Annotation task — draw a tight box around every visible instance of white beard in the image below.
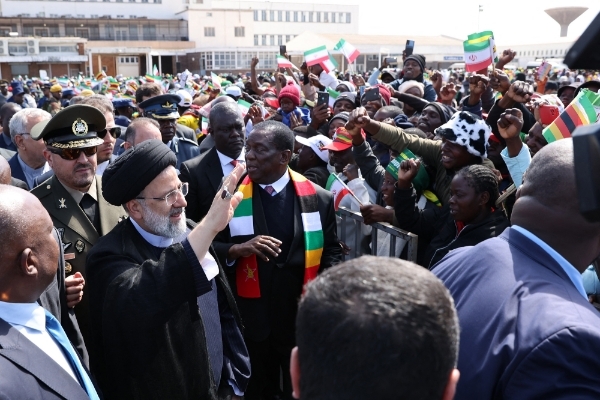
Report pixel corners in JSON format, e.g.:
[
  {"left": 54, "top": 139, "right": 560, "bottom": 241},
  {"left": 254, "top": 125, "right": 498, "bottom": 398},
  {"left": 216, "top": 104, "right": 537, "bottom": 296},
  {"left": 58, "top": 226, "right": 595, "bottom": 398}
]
[{"left": 140, "top": 202, "right": 187, "bottom": 238}]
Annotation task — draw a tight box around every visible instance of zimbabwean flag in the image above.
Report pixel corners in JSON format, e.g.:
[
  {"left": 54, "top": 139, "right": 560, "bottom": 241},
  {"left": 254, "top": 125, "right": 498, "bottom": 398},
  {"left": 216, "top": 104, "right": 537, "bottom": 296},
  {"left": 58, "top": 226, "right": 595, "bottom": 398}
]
[{"left": 543, "top": 89, "right": 600, "bottom": 143}]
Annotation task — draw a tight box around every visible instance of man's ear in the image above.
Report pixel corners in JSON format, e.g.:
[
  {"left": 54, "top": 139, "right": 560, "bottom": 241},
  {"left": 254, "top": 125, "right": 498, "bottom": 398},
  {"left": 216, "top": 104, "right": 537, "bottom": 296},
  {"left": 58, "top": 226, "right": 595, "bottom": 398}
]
[
  {"left": 442, "top": 369, "right": 460, "bottom": 400},
  {"left": 14, "top": 134, "right": 25, "bottom": 150},
  {"left": 290, "top": 347, "right": 301, "bottom": 399},
  {"left": 19, "top": 248, "right": 37, "bottom": 277},
  {"left": 479, "top": 191, "right": 490, "bottom": 207},
  {"left": 43, "top": 149, "right": 53, "bottom": 168},
  {"left": 281, "top": 149, "right": 292, "bottom": 165},
  {"left": 126, "top": 199, "right": 143, "bottom": 220}
]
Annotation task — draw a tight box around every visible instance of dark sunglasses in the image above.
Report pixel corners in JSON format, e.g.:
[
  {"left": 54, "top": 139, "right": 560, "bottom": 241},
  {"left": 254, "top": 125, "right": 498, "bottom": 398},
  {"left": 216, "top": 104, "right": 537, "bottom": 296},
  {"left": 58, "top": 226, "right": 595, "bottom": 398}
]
[
  {"left": 48, "top": 146, "right": 97, "bottom": 160},
  {"left": 98, "top": 126, "right": 121, "bottom": 139}
]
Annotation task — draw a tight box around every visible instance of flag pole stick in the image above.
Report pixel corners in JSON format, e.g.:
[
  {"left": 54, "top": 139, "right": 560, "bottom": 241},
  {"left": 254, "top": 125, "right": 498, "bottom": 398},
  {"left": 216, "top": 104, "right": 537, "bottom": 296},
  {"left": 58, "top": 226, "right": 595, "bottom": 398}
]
[{"left": 334, "top": 173, "right": 364, "bottom": 206}]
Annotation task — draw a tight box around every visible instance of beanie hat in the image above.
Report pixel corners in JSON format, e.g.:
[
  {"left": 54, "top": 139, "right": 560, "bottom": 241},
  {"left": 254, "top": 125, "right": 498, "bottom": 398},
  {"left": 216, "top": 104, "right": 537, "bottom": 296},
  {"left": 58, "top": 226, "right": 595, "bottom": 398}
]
[
  {"left": 332, "top": 92, "right": 356, "bottom": 110},
  {"left": 375, "top": 84, "right": 391, "bottom": 106},
  {"left": 404, "top": 54, "right": 426, "bottom": 72},
  {"left": 434, "top": 111, "right": 491, "bottom": 158},
  {"left": 278, "top": 81, "right": 300, "bottom": 107},
  {"left": 397, "top": 80, "right": 425, "bottom": 97},
  {"left": 393, "top": 114, "right": 414, "bottom": 130},
  {"left": 425, "top": 102, "right": 456, "bottom": 124},
  {"left": 386, "top": 149, "right": 430, "bottom": 193},
  {"left": 330, "top": 111, "right": 350, "bottom": 125},
  {"left": 337, "top": 80, "right": 356, "bottom": 93}
]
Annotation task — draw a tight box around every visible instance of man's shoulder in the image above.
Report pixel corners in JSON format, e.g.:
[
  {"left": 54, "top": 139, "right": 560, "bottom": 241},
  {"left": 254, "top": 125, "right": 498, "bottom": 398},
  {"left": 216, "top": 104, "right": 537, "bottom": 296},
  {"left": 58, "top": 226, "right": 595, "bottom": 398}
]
[
  {"left": 173, "top": 136, "right": 199, "bottom": 148},
  {"left": 30, "top": 175, "right": 56, "bottom": 200},
  {"left": 181, "top": 145, "right": 214, "bottom": 169}
]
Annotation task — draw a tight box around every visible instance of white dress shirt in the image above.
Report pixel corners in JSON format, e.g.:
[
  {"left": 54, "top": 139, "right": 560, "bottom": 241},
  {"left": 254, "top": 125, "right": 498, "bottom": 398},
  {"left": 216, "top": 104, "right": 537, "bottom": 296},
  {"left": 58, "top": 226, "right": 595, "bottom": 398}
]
[
  {"left": 259, "top": 170, "right": 290, "bottom": 195},
  {"left": 0, "top": 301, "right": 78, "bottom": 382},
  {"left": 216, "top": 149, "right": 245, "bottom": 178},
  {"left": 130, "top": 218, "right": 219, "bottom": 281}
]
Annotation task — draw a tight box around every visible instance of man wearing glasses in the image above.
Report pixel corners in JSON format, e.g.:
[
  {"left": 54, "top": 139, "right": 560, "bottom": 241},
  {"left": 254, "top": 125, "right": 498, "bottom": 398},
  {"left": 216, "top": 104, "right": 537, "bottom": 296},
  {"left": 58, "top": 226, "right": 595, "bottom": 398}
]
[
  {"left": 7, "top": 108, "right": 52, "bottom": 189},
  {"left": 30, "top": 104, "right": 127, "bottom": 360},
  {"left": 86, "top": 139, "right": 250, "bottom": 400}
]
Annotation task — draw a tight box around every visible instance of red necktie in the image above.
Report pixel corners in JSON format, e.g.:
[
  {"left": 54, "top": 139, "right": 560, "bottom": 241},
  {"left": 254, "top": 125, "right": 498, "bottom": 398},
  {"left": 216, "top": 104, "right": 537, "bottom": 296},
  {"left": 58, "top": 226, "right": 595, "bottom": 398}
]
[{"left": 264, "top": 185, "right": 275, "bottom": 196}]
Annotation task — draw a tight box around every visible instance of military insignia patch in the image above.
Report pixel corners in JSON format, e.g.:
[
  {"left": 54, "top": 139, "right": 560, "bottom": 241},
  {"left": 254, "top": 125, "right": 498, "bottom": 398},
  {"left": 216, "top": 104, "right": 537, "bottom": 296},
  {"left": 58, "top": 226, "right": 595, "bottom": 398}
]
[
  {"left": 65, "top": 262, "right": 72, "bottom": 274},
  {"left": 72, "top": 118, "right": 88, "bottom": 136},
  {"left": 75, "top": 239, "right": 85, "bottom": 253},
  {"left": 59, "top": 198, "right": 67, "bottom": 208}
]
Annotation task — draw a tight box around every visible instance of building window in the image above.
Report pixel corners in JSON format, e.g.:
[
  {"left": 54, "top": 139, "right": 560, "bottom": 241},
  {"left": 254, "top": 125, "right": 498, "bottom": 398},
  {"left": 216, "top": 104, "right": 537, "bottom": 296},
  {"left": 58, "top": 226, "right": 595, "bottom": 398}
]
[
  {"left": 153, "top": 0, "right": 161, "bottom": 3},
  {"left": 285, "top": 35, "right": 290, "bottom": 43},
  {"left": 213, "top": 51, "right": 236, "bottom": 69},
  {"left": 257, "top": 51, "right": 276, "bottom": 69},
  {"left": 206, "top": 12, "right": 212, "bottom": 16},
  {"left": 278, "top": 10, "right": 282, "bottom": 21},
  {"left": 277, "top": 35, "right": 282, "bottom": 45},
  {"left": 286, "top": 11, "right": 290, "bottom": 22},
  {"left": 254, "top": 10, "right": 258, "bottom": 21},
  {"left": 346, "top": 13, "right": 351, "bottom": 23},
  {"left": 294, "top": 11, "right": 298, "bottom": 22},
  {"left": 316, "top": 12, "right": 320, "bottom": 22},
  {"left": 262, "top": 35, "right": 266, "bottom": 45},
  {"left": 269, "top": 35, "right": 274, "bottom": 45},
  {"left": 339, "top": 12, "right": 344, "bottom": 23},
  {"left": 254, "top": 34, "right": 258, "bottom": 45},
  {"left": 332, "top": 12, "right": 336, "bottom": 23},
  {"left": 234, "top": 26, "right": 245, "bottom": 37},
  {"left": 261, "top": 10, "right": 266, "bottom": 21},
  {"left": 324, "top": 12, "right": 329, "bottom": 22},
  {"left": 309, "top": 12, "right": 313, "bottom": 22},
  {"left": 302, "top": 12, "right": 306, "bottom": 22},
  {"left": 204, "top": 27, "right": 215, "bottom": 37},
  {"left": 270, "top": 10, "right": 274, "bottom": 21}
]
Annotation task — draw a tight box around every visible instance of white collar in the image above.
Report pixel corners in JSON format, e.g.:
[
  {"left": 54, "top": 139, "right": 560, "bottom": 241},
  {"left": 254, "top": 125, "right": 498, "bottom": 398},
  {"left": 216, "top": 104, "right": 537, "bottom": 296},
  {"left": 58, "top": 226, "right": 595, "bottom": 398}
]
[
  {"left": 216, "top": 148, "right": 245, "bottom": 166},
  {"left": 0, "top": 301, "right": 46, "bottom": 332},
  {"left": 130, "top": 218, "right": 174, "bottom": 248},
  {"left": 259, "top": 170, "right": 290, "bottom": 194}
]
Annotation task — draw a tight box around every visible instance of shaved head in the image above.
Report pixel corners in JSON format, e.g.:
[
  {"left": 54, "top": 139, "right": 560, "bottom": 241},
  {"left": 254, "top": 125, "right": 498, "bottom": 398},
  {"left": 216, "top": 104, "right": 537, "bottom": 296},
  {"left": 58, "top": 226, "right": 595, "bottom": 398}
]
[
  {"left": 520, "top": 138, "right": 578, "bottom": 212},
  {"left": 0, "top": 156, "right": 11, "bottom": 185},
  {"left": 0, "top": 185, "right": 59, "bottom": 302}
]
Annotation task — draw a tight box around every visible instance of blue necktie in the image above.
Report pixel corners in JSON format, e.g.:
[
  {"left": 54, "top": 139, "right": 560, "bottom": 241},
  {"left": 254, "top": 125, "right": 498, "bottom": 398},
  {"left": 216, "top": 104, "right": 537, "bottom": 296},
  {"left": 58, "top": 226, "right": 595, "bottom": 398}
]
[{"left": 44, "top": 310, "right": 100, "bottom": 400}]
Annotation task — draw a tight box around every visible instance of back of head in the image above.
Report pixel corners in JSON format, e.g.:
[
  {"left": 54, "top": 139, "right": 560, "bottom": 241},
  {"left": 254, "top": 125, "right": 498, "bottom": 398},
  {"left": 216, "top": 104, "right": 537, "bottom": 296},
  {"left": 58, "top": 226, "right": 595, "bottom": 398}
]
[
  {"left": 79, "top": 94, "right": 114, "bottom": 114},
  {"left": 124, "top": 117, "right": 160, "bottom": 145},
  {"left": 209, "top": 101, "right": 240, "bottom": 126},
  {"left": 135, "top": 82, "right": 163, "bottom": 104},
  {"left": 296, "top": 256, "right": 459, "bottom": 400}
]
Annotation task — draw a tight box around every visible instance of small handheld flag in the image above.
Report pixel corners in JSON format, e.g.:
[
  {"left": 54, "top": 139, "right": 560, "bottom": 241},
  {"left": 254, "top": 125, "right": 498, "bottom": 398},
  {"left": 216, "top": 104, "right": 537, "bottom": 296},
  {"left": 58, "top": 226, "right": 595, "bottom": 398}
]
[{"left": 334, "top": 38, "right": 360, "bottom": 63}]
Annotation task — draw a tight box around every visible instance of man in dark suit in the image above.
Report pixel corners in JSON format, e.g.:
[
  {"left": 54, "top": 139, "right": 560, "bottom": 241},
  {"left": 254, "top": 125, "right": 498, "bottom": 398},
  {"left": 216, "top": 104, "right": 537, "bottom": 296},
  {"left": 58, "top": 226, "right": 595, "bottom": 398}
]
[
  {"left": 180, "top": 102, "right": 245, "bottom": 223},
  {"left": 30, "top": 104, "right": 127, "bottom": 362},
  {"left": 87, "top": 140, "right": 250, "bottom": 400},
  {"left": 7, "top": 108, "right": 52, "bottom": 189},
  {"left": 0, "top": 185, "right": 100, "bottom": 400},
  {"left": 433, "top": 138, "right": 600, "bottom": 399},
  {"left": 0, "top": 103, "right": 21, "bottom": 151},
  {"left": 214, "top": 120, "right": 342, "bottom": 400},
  {"left": 0, "top": 155, "right": 27, "bottom": 189}
]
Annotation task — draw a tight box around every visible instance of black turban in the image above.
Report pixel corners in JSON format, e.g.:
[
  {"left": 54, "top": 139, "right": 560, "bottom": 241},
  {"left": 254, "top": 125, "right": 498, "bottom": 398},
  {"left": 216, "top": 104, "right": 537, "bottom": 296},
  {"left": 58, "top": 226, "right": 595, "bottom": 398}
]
[{"left": 102, "top": 139, "right": 177, "bottom": 206}]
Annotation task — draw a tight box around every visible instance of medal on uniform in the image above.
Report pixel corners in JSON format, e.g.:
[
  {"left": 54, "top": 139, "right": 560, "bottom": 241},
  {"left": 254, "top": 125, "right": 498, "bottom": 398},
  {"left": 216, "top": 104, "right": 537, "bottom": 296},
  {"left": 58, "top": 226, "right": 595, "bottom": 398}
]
[
  {"left": 75, "top": 239, "right": 85, "bottom": 253},
  {"left": 59, "top": 198, "right": 67, "bottom": 208}
]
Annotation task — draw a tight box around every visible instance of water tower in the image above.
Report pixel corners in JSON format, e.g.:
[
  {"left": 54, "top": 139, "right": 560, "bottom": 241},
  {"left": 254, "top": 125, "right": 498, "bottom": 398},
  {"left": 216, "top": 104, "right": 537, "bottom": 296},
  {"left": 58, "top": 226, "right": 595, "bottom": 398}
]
[{"left": 545, "top": 7, "right": 588, "bottom": 37}]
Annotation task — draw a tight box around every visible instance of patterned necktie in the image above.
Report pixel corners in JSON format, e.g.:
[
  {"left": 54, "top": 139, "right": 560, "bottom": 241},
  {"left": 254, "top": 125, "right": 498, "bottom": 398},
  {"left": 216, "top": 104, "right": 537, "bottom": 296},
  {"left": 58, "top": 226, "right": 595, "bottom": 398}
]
[
  {"left": 230, "top": 160, "right": 238, "bottom": 167},
  {"left": 264, "top": 185, "right": 276, "bottom": 196},
  {"left": 44, "top": 310, "right": 100, "bottom": 400}
]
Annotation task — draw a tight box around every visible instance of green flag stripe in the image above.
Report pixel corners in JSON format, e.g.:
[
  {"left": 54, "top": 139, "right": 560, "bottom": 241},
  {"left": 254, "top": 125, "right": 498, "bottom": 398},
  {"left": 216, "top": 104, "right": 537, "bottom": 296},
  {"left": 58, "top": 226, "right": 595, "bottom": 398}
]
[
  {"left": 464, "top": 40, "right": 491, "bottom": 52},
  {"left": 233, "top": 198, "right": 253, "bottom": 217},
  {"left": 304, "top": 45, "right": 327, "bottom": 56},
  {"left": 305, "top": 230, "right": 325, "bottom": 250}
]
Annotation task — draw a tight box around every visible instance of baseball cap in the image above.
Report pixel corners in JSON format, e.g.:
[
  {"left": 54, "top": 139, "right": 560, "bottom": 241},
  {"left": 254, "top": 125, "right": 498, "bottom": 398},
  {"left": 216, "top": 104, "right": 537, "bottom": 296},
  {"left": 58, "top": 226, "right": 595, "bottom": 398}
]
[
  {"left": 296, "top": 134, "right": 332, "bottom": 163},
  {"left": 225, "top": 85, "right": 242, "bottom": 98},
  {"left": 176, "top": 90, "right": 193, "bottom": 107},
  {"left": 323, "top": 127, "right": 363, "bottom": 152}
]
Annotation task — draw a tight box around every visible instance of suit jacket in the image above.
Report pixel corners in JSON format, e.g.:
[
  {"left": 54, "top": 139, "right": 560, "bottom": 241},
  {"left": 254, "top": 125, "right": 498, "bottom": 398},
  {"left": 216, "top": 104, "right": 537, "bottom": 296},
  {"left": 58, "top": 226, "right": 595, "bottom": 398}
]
[
  {"left": 0, "top": 319, "right": 92, "bottom": 400},
  {"left": 31, "top": 175, "right": 127, "bottom": 364},
  {"left": 37, "top": 228, "right": 89, "bottom": 368},
  {"left": 433, "top": 227, "right": 600, "bottom": 400},
  {"left": 213, "top": 179, "right": 341, "bottom": 344},
  {"left": 177, "top": 123, "right": 197, "bottom": 143},
  {"left": 86, "top": 218, "right": 249, "bottom": 400},
  {"left": 179, "top": 147, "right": 223, "bottom": 223},
  {"left": 7, "top": 153, "right": 27, "bottom": 184}
]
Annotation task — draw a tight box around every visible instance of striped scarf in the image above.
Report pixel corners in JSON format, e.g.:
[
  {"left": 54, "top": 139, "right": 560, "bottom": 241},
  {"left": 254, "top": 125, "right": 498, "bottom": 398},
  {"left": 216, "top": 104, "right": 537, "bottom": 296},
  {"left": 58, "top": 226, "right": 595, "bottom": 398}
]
[{"left": 229, "top": 169, "right": 324, "bottom": 298}]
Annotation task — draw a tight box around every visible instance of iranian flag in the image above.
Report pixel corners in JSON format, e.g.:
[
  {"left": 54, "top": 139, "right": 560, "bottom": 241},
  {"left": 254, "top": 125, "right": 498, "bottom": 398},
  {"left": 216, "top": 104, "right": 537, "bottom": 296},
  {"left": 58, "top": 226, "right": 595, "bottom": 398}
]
[
  {"left": 277, "top": 55, "right": 293, "bottom": 68},
  {"left": 334, "top": 38, "right": 360, "bottom": 63},
  {"left": 153, "top": 64, "right": 159, "bottom": 76},
  {"left": 211, "top": 72, "right": 221, "bottom": 90},
  {"left": 304, "top": 45, "right": 330, "bottom": 67},
  {"left": 326, "top": 87, "right": 340, "bottom": 108},
  {"left": 319, "top": 52, "right": 339, "bottom": 74},
  {"left": 237, "top": 99, "right": 252, "bottom": 117},
  {"left": 463, "top": 38, "right": 493, "bottom": 72},
  {"left": 325, "top": 173, "right": 351, "bottom": 211}
]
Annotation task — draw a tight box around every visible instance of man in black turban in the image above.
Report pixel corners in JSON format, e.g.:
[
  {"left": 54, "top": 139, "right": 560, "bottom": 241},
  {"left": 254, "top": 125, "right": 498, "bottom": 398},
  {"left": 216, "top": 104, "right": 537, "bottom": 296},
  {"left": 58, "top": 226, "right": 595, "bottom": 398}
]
[{"left": 86, "top": 139, "right": 251, "bottom": 400}]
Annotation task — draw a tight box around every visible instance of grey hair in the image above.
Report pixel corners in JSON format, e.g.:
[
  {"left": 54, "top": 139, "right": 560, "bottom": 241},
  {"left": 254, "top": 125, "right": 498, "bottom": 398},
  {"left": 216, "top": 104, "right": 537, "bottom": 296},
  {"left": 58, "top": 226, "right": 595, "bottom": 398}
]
[{"left": 9, "top": 108, "right": 51, "bottom": 145}]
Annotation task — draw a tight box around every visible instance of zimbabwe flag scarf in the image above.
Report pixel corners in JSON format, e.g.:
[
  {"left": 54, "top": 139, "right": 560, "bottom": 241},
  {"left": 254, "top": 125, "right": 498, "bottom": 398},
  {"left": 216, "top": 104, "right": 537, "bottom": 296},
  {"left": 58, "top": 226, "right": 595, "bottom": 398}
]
[{"left": 228, "top": 169, "right": 324, "bottom": 298}]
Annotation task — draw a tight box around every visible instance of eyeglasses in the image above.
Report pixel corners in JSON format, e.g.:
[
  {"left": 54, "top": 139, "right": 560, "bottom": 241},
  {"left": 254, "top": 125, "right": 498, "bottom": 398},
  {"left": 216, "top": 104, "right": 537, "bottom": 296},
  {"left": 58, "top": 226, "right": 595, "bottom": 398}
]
[
  {"left": 98, "top": 126, "right": 121, "bottom": 139},
  {"left": 136, "top": 182, "right": 189, "bottom": 207},
  {"left": 47, "top": 146, "right": 97, "bottom": 160}
]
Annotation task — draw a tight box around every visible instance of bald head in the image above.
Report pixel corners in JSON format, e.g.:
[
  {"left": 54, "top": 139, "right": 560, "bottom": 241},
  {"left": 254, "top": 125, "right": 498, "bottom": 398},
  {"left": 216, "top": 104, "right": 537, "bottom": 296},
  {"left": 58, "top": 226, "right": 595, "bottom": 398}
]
[
  {"left": 209, "top": 101, "right": 241, "bottom": 126},
  {"left": 0, "top": 185, "right": 59, "bottom": 302},
  {"left": 0, "top": 156, "right": 11, "bottom": 185},
  {"left": 519, "top": 138, "right": 578, "bottom": 212}
]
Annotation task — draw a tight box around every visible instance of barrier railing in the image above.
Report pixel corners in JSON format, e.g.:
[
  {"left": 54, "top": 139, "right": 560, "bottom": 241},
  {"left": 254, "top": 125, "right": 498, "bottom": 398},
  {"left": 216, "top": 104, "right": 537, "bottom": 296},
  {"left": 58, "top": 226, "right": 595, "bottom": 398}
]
[{"left": 338, "top": 206, "right": 418, "bottom": 262}]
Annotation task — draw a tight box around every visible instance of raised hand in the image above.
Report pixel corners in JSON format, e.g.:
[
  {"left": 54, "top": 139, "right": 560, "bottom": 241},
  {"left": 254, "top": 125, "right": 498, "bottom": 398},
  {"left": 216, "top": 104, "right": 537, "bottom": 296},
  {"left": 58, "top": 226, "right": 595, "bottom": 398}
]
[
  {"left": 438, "top": 82, "right": 457, "bottom": 104},
  {"left": 430, "top": 70, "right": 443, "bottom": 93},
  {"left": 348, "top": 107, "right": 371, "bottom": 130},
  {"left": 468, "top": 74, "right": 490, "bottom": 97},
  {"left": 505, "top": 81, "right": 534, "bottom": 104},
  {"left": 396, "top": 159, "right": 422, "bottom": 189},
  {"left": 497, "top": 109, "right": 524, "bottom": 140},
  {"left": 496, "top": 49, "right": 516, "bottom": 68},
  {"left": 489, "top": 69, "right": 511, "bottom": 95}
]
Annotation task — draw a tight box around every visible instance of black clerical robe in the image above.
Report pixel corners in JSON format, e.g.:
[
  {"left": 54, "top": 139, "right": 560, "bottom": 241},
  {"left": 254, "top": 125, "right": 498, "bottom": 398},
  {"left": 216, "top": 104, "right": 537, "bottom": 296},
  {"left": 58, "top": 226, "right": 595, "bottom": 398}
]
[{"left": 86, "top": 218, "right": 249, "bottom": 400}]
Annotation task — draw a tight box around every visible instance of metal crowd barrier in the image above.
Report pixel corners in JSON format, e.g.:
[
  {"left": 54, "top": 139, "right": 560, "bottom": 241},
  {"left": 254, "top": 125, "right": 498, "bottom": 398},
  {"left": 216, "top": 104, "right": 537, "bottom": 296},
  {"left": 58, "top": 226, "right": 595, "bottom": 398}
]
[{"left": 338, "top": 206, "right": 419, "bottom": 262}]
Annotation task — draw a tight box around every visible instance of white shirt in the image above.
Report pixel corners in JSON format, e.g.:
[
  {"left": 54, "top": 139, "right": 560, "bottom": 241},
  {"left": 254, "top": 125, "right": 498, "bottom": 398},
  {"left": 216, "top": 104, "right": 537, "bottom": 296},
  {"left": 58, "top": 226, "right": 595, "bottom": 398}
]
[
  {"left": 130, "top": 218, "right": 219, "bottom": 281},
  {"left": 95, "top": 160, "right": 110, "bottom": 176},
  {"left": 0, "top": 301, "right": 78, "bottom": 382},
  {"left": 259, "top": 170, "right": 290, "bottom": 195},
  {"left": 319, "top": 70, "right": 339, "bottom": 90},
  {"left": 216, "top": 149, "right": 245, "bottom": 178}
]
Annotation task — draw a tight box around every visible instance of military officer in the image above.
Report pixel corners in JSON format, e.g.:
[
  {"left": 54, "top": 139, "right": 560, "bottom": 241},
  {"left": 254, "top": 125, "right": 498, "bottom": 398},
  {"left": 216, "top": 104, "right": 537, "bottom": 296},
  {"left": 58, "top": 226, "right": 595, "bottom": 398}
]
[
  {"left": 138, "top": 93, "right": 200, "bottom": 168},
  {"left": 30, "top": 104, "right": 127, "bottom": 361}
]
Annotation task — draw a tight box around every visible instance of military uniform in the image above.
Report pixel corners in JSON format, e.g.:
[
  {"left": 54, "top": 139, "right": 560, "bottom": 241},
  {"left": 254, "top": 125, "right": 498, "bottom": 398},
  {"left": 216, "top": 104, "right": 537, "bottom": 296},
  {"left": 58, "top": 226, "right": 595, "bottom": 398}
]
[{"left": 30, "top": 104, "right": 127, "bottom": 363}]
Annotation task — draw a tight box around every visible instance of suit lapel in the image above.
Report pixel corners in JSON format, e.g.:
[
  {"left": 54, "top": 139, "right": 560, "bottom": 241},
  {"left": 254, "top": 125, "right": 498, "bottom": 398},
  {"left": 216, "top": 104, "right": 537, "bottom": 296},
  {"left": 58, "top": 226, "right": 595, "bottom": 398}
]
[
  {"left": 96, "top": 177, "right": 126, "bottom": 236},
  {"left": 8, "top": 156, "right": 26, "bottom": 183},
  {"left": 286, "top": 196, "right": 303, "bottom": 264},
  {"left": 206, "top": 148, "right": 225, "bottom": 192},
  {"left": 0, "top": 319, "right": 89, "bottom": 399},
  {"left": 49, "top": 176, "right": 99, "bottom": 244}
]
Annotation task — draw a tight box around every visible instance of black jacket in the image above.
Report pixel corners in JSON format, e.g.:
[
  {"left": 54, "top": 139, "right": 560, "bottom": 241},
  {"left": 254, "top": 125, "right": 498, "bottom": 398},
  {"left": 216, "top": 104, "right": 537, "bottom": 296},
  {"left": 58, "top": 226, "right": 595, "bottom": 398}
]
[{"left": 395, "top": 186, "right": 510, "bottom": 268}]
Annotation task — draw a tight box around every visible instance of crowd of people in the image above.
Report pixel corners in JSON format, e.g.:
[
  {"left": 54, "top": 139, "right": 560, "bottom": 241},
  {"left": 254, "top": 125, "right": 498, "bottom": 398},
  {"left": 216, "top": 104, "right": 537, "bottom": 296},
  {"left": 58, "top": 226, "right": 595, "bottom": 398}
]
[{"left": 0, "top": 44, "right": 600, "bottom": 400}]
